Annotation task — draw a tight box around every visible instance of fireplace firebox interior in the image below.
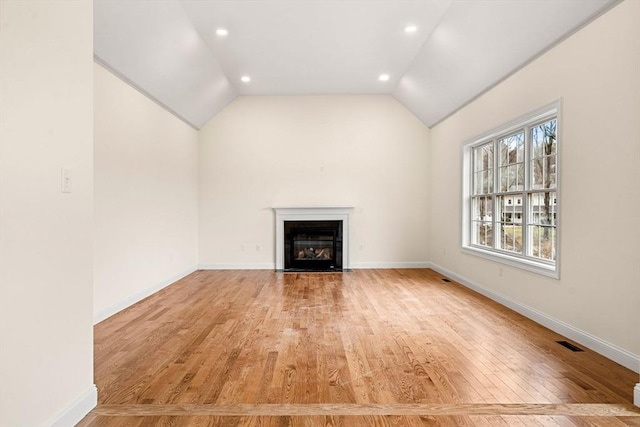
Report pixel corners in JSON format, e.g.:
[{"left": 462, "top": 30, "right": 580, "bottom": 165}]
[{"left": 284, "top": 220, "right": 343, "bottom": 271}]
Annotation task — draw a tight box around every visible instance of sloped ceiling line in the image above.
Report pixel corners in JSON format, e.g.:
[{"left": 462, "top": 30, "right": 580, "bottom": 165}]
[
  {"left": 94, "top": 54, "right": 204, "bottom": 130},
  {"left": 94, "top": 0, "right": 618, "bottom": 130}
]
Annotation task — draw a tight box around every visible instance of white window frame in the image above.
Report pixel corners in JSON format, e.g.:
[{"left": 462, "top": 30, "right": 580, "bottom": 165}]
[{"left": 461, "top": 100, "right": 561, "bottom": 279}]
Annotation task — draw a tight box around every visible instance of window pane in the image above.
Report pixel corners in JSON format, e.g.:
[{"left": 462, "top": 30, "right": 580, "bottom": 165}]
[
  {"left": 499, "top": 132, "right": 524, "bottom": 191},
  {"left": 529, "top": 225, "right": 556, "bottom": 261},
  {"left": 473, "top": 170, "right": 489, "bottom": 195},
  {"left": 483, "top": 170, "right": 492, "bottom": 193},
  {"left": 497, "top": 195, "right": 522, "bottom": 225},
  {"left": 472, "top": 196, "right": 493, "bottom": 221},
  {"left": 473, "top": 221, "right": 493, "bottom": 247},
  {"left": 498, "top": 224, "right": 523, "bottom": 253},
  {"left": 499, "top": 165, "right": 507, "bottom": 192},
  {"left": 530, "top": 192, "right": 557, "bottom": 226},
  {"left": 531, "top": 119, "right": 557, "bottom": 190},
  {"left": 499, "top": 164, "right": 525, "bottom": 192},
  {"left": 528, "top": 191, "right": 556, "bottom": 261},
  {"left": 474, "top": 171, "right": 482, "bottom": 195},
  {"left": 474, "top": 142, "right": 493, "bottom": 172},
  {"left": 472, "top": 195, "right": 493, "bottom": 247},
  {"left": 499, "top": 132, "right": 524, "bottom": 167},
  {"left": 517, "top": 164, "right": 524, "bottom": 191},
  {"left": 497, "top": 195, "right": 523, "bottom": 254},
  {"left": 473, "top": 142, "right": 493, "bottom": 195}
]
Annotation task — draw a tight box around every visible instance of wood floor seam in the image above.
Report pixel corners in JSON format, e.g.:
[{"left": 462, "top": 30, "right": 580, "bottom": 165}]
[{"left": 92, "top": 403, "right": 640, "bottom": 417}]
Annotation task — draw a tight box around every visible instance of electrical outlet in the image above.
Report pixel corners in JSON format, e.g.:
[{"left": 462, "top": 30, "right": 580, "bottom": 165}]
[
  {"left": 256, "top": 244, "right": 261, "bottom": 252},
  {"left": 241, "top": 244, "right": 246, "bottom": 252}
]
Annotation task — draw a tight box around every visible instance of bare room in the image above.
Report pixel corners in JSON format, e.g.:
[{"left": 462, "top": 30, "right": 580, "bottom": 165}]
[{"left": 1, "top": 0, "right": 639, "bottom": 426}]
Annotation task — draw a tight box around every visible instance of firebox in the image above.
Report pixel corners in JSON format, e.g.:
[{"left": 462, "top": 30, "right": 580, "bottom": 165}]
[{"left": 284, "top": 220, "right": 343, "bottom": 271}]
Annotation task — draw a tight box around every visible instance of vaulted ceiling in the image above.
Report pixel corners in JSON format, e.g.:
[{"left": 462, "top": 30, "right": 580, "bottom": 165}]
[{"left": 94, "top": 0, "right": 618, "bottom": 129}]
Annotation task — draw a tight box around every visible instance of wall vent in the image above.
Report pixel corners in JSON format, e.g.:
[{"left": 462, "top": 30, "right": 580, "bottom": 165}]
[{"left": 556, "top": 341, "right": 584, "bottom": 352}]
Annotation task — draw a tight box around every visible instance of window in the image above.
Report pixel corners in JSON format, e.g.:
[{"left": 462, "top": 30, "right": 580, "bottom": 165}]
[{"left": 462, "top": 101, "right": 560, "bottom": 278}]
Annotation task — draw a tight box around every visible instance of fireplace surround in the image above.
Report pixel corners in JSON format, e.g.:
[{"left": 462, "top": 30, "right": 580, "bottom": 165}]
[{"left": 273, "top": 207, "right": 352, "bottom": 272}]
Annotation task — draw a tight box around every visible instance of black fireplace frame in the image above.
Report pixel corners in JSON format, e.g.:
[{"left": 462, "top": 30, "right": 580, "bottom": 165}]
[{"left": 283, "top": 220, "right": 343, "bottom": 272}]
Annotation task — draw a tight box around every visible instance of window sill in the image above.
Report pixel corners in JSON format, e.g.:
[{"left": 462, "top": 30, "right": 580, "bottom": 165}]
[{"left": 461, "top": 245, "right": 559, "bottom": 279}]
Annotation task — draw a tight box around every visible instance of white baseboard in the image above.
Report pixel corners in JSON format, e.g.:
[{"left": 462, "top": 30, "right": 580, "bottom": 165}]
[
  {"left": 429, "top": 262, "right": 640, "bottom": 374},
  {"left": 350, "top": 262, "right": 431, "bottom": 269},
  {"left": 198, "top": 262, "right": 431, "bottom": 270},
  {"left": 635, "top": 383, "right": 640, "bottom": 407},
  {"left": 44, "top": 384, "right": 97, "bottom": 427},
  {"left": 199, "top": 263, "right": 276, "bottom": 270},
  {"left": 93, "top": 266, "right": 198, "bottom": 324}
]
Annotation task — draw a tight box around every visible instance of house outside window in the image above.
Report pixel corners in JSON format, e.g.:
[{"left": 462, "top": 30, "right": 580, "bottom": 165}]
[{"left": 462, "top": 101, "right": 560, "bottom": 278}]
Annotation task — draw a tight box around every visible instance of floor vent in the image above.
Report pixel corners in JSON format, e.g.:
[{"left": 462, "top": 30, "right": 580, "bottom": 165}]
[
  {"left": 557, "top": 341, "right": 584, "bottom": 352},
  {"left": 442, "top": 278, "right": 451, "bottom": 283}
]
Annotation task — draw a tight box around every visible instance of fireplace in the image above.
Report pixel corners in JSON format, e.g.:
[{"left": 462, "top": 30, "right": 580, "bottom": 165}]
[
  {"left": 273, "top": 207, "right": 352, "bottom": 272},
  {"left": 284, "top": 220, "right": 342, "bottom": 271}
]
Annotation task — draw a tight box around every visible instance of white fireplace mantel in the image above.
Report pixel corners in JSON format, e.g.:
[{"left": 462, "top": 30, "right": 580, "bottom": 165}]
[{"left": 273, "top": 207, "right": 353, "bottom": 271}]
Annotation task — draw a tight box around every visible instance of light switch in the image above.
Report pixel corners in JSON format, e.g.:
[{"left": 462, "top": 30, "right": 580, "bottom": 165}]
[{"left": 61, "top": 168, "right": 72, "bottom": 193}]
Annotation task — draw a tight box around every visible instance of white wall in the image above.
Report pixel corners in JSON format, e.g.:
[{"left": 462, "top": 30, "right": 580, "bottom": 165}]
[
  {"left": 428, "top": 0, "right": 640, "bottom": 362},
  {"left": 0, "top": 1, "right": 96, "bottom": 426},
  {"left": 198, "top": 96, "right": 430, "bottom": 269},
  {"left": 93, "top": 63, "right": 199, "bottom": 322}
]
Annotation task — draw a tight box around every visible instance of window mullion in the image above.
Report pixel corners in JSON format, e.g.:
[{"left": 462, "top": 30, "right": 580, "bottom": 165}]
[
  {"left": 492, "top": 139, "right": 499, "bottom": 250},
  {"left": 523, "top": 126, "right": 529, "bottom": 257},
  {"left": 469, "top": 150, "right": 475, "bottom": 246}
]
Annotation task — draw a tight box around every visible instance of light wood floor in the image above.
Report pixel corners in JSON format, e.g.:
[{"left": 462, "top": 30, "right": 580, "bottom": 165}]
[{"left": 78, "top": 269, "right": 640, "bottom": 426}]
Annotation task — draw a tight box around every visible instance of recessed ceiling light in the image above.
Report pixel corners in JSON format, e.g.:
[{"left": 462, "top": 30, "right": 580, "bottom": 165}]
[
  {"left": 378, "top": 74, "right": 390, "bottom": 82},
  {"left": 241, "top": 76, "right": 251, "bottom": 83},
  {"left": 404, "top": 25, "right": 418, "bottom": 33},
  {"left": 216, "top": 28, "right": 228, "bottom": 37}
]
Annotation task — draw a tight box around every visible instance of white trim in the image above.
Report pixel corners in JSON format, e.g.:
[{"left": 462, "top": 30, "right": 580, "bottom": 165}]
[
  {"left": 43, "top": 384, "right": 97, "bottom": 427},
  {"left": 197, "top": 262, "right": 432, "bottom": 271},
  {"left": 461, "top": 246, "right": 558, "bottom": 279},
  {"left": 634, "top": 383, "right": 640, "bottom": 408},
  {"left": 350, "top": 262, "right": 430, "bottom": 269},
  {"left": 462, "top": 101, "right": 560, "bottom": 146},
  {"left": 199, "top": 263, "right": 276, "bottom": 270},
  {"left": 429, "top": 262, "right": 640, "bottom": 374},
  {"left": 93, "top": 266, "right": 198, "bottom": 324},
  {"left": 273, "top": 207, "right": 353, "bottom": 271}
]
